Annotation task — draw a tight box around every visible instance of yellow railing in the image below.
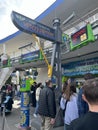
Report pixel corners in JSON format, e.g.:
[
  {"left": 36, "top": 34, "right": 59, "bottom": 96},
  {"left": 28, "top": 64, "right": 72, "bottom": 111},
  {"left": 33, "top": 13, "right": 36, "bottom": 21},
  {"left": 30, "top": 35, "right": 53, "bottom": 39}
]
[{"left": 32, "top": 34, "right": 52, "bottom": 78}]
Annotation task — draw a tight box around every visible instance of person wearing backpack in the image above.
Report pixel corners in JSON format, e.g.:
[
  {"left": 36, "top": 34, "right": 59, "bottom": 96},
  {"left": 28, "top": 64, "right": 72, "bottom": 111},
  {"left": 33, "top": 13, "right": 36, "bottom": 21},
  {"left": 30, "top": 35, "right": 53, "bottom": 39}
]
[{"left": 60, "top": 79, "right": 79, "bottom": 130}]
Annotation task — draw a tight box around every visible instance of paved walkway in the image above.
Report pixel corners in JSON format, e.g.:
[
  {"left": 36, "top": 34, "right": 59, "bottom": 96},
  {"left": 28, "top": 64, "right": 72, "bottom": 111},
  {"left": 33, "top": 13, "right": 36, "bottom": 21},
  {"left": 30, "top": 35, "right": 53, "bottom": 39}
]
[
  {"left": 0, "top": 97, "right": 64, "bottom": 130},
  {"left": 31, "top": 115, "right": 64, "bottom": 130}
]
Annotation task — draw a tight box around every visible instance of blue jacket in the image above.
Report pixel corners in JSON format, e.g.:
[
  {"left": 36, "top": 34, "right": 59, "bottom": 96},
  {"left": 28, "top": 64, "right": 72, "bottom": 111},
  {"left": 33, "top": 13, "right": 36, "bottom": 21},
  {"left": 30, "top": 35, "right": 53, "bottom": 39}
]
[{"left": 78, "top": 88, "right": 88, "bottom": 117}]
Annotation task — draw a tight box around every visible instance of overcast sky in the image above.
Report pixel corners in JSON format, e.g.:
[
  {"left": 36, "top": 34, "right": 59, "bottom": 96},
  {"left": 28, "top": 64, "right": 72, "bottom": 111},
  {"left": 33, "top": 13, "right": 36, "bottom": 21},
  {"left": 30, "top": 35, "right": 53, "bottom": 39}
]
[{"left": 0, "top": 0, "right": 55, "bottom": 40}]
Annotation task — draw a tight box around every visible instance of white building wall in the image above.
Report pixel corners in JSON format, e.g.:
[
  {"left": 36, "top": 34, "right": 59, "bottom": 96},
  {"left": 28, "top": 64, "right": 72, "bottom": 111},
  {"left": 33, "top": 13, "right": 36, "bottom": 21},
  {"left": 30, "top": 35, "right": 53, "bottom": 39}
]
[{"left": 36, "top": 67, "right": 49, "bottom": 85}]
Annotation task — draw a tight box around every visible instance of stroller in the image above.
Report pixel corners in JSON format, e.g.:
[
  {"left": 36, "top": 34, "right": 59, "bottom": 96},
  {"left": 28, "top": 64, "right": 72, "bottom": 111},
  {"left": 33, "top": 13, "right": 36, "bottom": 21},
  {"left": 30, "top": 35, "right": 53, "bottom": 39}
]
[{"left": 0, "top": 89, "right": 13, "bottom": 115}]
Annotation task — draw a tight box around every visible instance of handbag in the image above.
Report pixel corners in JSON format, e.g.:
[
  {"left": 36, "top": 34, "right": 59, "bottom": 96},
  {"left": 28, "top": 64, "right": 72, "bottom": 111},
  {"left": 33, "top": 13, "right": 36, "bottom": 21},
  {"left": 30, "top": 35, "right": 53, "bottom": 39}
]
[{"left": 53, "top": 100, "right": 68, "bottom": 128}]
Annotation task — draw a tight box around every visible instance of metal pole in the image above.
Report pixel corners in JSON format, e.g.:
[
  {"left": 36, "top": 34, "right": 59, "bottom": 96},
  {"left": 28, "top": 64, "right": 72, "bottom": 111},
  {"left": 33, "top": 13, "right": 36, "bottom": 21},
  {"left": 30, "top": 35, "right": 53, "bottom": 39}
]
[
  {"left": 2, "top": 105, "right": 5, "bottom": 130},
  {"left": 51, "top": 18, "right": 62, "bottom": 92}
]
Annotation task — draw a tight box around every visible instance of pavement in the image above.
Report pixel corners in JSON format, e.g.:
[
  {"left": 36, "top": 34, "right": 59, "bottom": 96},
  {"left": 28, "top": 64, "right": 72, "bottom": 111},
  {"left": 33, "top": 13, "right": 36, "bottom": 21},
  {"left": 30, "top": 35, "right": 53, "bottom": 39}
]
[
  {"left": 0, "top": 97, "right": 64, "bottom": 130},
  {"left": 31, "top": 116, "right": 64, "bottom": 130}
]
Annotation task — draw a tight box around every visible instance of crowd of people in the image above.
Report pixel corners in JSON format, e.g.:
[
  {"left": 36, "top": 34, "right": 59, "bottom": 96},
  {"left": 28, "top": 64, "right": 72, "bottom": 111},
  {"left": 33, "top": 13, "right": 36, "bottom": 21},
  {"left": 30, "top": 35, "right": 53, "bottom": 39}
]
[
  {"left": 0, "top": 84, "right": 14, "bottom": 114},
  {"left": 36, "top": 73, "right": 98, "bottom": 130},
  {"left": 0, "top": 73, "right": 98, "bottom": 130}
]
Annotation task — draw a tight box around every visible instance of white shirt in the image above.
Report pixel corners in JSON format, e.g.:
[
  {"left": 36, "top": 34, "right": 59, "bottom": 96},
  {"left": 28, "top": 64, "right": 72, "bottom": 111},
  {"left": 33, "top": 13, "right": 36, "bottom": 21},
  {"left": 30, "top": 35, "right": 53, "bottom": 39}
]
[
  {"left": 36, "top": 87, "right": 41, "bottom": 101},
  {"left": 60, "top": 93, "right": 79, "bottom": 125}
]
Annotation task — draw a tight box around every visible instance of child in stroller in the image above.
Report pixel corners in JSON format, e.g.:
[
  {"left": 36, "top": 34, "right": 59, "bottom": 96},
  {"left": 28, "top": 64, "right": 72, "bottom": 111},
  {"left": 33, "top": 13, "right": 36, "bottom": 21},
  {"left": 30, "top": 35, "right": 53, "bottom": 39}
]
[{"left": 0, "top": 88, "right": 13, "bottom": 115}]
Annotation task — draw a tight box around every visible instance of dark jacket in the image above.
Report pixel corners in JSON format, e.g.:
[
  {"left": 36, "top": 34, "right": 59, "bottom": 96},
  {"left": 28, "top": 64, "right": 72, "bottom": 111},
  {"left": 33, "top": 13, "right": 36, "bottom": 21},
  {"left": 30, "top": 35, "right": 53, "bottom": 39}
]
[
  {"left": 77, "top": 88, "right": 88, "bottom": 117},
  {"left": 69, "top": 111, "right": 98, "bottom": 130},
  {"left": 38, "top": 86, "right": 56, "bottom": 118},
  {"left": 30, "top": 84, "right": 36, "bottom": 107}
]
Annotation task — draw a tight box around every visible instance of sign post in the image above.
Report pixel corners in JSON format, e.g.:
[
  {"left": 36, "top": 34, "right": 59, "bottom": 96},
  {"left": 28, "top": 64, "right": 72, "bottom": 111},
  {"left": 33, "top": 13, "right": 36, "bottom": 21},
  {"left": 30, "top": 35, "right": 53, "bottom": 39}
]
[
  {"left": 11, "top": 11, "right": 63, "bottom": 128},
  {"left": 11, "top": 11, "right": 62, "bottom": 91},
  {"left": 51, "top": 18, "right": 62, "bottom": 91},
  {"left": 19, "top": 77, "right": 31, "bottom": 130}
]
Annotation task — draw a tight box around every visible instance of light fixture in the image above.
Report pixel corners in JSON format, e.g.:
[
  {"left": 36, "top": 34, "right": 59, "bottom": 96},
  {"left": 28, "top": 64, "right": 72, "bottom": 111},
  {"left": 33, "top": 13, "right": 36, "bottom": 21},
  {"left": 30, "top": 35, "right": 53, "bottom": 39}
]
[{"left": 62, "top": 12, "right": 75, "bottom": 25}]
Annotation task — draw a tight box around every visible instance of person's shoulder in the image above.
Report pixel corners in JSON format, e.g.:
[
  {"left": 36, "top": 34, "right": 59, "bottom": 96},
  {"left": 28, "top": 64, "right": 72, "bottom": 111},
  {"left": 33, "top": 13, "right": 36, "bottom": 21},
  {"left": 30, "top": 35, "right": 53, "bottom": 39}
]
[
  {"left": 45, "top": 87, "right": 54, "bottom": 96},
  {"left": 72, "top": 117, "right": 82, "bottom": 124},
  {"left": 45, "top": 86, "right": 52, "bottom": 91},
  {"left": 69, "top": 116, "right": 84, "bottom": 130},
  {"left": 36, "top": 87, "right": 41, "bottom": 91},
  {"left": 40, "top": 86, "right": 48, "bottom": 93},
  {"left": 79, "top": 87, "right": 83, "bottom": 93},
  {"left": 71, "top": 93, "right": 78, "bottom": 99}
]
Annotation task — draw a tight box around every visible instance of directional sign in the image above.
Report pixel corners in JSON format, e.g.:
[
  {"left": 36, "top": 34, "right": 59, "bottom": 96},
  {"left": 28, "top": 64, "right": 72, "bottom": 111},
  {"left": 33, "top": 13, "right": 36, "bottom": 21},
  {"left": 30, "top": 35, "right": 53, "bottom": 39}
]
[{"left": 11, "top": 11, "right": 55, "bottom": 42}]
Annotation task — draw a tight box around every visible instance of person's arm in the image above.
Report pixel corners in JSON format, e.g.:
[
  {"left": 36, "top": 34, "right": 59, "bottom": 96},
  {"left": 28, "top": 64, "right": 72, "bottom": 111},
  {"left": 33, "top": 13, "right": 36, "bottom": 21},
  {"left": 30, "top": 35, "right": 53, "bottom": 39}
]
[
  {"left": 36, "top": 88, "right": 40, "bottom": 101},
  {"left": 30, "top": 85, "right": 34, "bottom": 93},
  {"left": 50, "top": 118, "right": 55, "bottom": 125},
  {"left": 47, "top": 91, "right": 56, "bottom": 118},
  {"left": 60, "top": 97, "right": 66, "bottom": 110},
  {"left": 4, "top": 96, "right": 10, "bottom": 103}
]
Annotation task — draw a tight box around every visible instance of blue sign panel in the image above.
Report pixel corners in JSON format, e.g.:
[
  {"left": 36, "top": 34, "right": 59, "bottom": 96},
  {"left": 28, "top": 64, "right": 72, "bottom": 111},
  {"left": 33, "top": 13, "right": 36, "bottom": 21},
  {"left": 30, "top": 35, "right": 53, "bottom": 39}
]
[
  {"left": 21, "top": 79, "right": 26, "bottom": 88},
  {"left": 11, "top": 11, "right": 55, "bottom": 41},
  {"left": 20, "top": 92, "right": 30, "bottom": 128},
  {"left": 62, "top": 57, "right": 98, "bottom": 76},
  {"left": 20, "top": 109, "right": 29, "bottom": 127},
  {"left": 21, "top": 50, "right": 40, "bottom": 63},
  {"left": 62, "top": 33, "right": 69, "bottom": 43},
  {"left": 21, "top": 92, "right": 30, "bottom": 108}
]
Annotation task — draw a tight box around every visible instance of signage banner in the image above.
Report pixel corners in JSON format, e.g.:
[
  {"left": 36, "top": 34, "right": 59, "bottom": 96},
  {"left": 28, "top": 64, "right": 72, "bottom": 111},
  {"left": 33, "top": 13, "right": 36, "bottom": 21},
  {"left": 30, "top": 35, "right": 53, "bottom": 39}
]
[
  {"left": 21, "top": 92, "right": 30, "bottom": 108},
  {"left": 11, "top": 11, "right": 55, "bottom": 42},
  {"left": 63, "top": 58, "right": 98, "bottom": 76},
  {"left": 20, "top": 50, "right": 40, "bottom": 63},
  {"left": 70, "top": 24, "right": 95, "bottom": 50}
]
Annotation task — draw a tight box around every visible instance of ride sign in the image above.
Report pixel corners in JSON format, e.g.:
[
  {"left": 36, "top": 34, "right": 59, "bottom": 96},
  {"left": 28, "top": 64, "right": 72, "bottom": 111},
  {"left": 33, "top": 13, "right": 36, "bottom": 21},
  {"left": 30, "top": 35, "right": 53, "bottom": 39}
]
[
  {"left": 70, "top": 23, "right": 95, "bottom": 50},
  {"left": 11, "top": 11, "right": 55, "bottom": 42}
]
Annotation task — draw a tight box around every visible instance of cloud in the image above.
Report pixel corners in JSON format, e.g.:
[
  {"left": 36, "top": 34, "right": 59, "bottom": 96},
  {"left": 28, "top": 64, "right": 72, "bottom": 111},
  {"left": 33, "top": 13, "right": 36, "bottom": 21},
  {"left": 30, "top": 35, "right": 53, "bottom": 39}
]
[
  {"left": 0, "top": 0, "right": 55, "bottom": 40},
  {"left": 0, "top": 1, "right": 7, "bottom": 19}
]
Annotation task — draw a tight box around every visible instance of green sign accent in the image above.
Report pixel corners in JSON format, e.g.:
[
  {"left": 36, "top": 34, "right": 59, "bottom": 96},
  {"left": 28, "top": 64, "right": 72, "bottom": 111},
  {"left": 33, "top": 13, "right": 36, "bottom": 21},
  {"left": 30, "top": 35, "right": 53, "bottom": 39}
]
[
  {"left": 39, "top": 51, "right": 43, "bottom": 60},
  {"left": 70, "top": 23, "right": 95, "bottom": 50},
  {"left": 2, "top": 58, "right": 11, "bottom": 68},
  {"left": 20, "top": 78, "right": 31, "bottom": 92},
  {"left": 62, "top": 33, "right": 69, "bottom": 43}
]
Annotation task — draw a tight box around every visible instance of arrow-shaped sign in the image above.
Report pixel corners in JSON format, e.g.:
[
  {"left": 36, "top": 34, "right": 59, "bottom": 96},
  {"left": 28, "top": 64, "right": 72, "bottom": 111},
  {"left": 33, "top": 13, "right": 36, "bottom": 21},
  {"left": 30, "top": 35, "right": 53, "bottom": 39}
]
[{"left": 11, "top": 11, "right": 55, "bottom": 42}]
